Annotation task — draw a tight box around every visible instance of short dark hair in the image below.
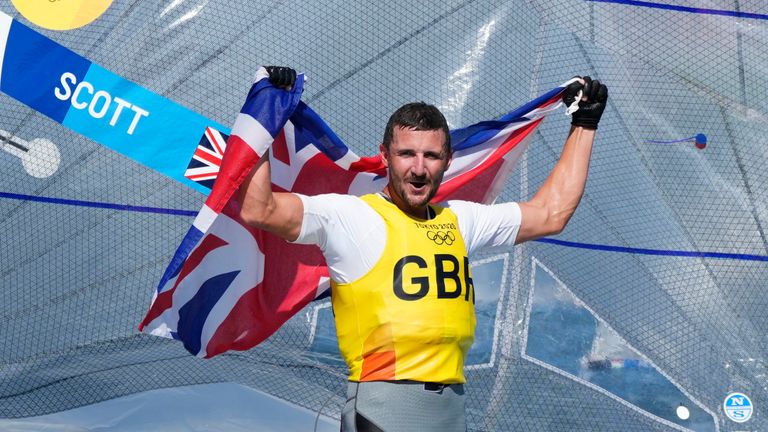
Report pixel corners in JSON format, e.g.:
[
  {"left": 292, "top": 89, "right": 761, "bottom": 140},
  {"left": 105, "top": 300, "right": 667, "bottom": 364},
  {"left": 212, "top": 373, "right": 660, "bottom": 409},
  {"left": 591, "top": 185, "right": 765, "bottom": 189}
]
[{"left": 382, "top": 102, "right": 451, "bottom": 153}]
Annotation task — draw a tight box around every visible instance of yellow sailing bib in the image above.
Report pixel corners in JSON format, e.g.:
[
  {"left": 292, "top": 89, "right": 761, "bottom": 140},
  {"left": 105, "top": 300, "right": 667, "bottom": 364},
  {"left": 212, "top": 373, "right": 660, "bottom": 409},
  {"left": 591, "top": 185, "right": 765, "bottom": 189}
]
[{"left": 332, "top": 194, "right": 476, "bottom": 383}]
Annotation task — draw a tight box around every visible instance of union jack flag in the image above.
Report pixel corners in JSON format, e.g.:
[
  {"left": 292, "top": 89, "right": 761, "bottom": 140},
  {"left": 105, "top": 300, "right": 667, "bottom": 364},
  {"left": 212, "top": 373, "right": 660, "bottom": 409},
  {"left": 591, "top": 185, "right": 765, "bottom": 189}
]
[
  {"left": 184, "top": 127, "right": 230, "bottom": 189},
  {"left": 139, "top": 68, "right": 572, "bottom": 358}
]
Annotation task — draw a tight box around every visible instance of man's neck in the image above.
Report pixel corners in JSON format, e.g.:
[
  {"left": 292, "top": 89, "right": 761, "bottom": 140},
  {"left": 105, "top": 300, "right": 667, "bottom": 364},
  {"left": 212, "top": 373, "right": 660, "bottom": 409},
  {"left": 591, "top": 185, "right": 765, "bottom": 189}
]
[{"left": 381, "top": 187, "right": 432, "bottom": 219}]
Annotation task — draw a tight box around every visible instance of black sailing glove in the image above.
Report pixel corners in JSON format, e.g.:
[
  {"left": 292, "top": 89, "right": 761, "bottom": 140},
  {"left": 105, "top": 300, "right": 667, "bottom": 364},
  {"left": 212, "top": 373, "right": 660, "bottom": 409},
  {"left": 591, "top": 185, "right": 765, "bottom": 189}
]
[
  {"left": 563, "top": 76, "right": 608, "bottom": 130},
  {"left": 265, "top": 66, "right": 297, "bottom": 89}
]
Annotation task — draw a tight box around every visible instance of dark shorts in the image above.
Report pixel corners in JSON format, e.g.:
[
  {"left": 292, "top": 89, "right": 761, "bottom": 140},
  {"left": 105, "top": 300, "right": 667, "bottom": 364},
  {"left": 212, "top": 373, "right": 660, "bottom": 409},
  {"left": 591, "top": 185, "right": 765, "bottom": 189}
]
[{"left": 340, "top": 380, "right": 466, "bottom": 432}]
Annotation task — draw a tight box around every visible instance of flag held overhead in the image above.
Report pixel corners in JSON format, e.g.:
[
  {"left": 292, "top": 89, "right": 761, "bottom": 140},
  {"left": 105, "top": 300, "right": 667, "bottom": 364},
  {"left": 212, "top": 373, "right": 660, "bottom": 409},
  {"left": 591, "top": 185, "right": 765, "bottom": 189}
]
[{"left": 140, "top": 73, "right": 572, "bottom": 358}]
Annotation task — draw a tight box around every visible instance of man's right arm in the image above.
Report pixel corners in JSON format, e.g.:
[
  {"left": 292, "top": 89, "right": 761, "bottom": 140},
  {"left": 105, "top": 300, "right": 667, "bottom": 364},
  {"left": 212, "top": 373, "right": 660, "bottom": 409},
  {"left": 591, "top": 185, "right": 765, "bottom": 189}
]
[
  {"left": 237, "top": 66, "right": 304, "bottom": 242},
  {"left": 237, "top": 152, "right": 304, "bottom": 242},
  {"left": 515, "top": 76, "right": 607, "bottom": 244}
]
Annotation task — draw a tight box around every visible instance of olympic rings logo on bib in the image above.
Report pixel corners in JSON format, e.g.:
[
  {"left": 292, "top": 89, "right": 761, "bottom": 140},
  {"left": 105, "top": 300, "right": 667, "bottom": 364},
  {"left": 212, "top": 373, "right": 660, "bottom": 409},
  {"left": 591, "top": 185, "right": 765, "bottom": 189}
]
[{"left": 426, "top": 230, "right": 455, "bottom": 245}]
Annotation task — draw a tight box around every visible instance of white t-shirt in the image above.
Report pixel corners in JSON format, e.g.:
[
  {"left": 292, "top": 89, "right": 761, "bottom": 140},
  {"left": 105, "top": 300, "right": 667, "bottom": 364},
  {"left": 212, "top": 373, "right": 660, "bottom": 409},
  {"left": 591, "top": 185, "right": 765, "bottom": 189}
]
[{"left": 292, "top": 193, "right": 522, "bottom": 284}]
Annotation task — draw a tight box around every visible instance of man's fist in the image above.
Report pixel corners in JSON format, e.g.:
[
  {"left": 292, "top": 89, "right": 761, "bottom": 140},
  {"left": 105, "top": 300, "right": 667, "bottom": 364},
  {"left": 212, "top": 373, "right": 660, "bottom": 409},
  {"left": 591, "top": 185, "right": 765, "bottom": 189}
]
[
  {"left": 563, "top": 76, "right": 608, "bottom": 130},
  {"left": 265, "top": 66, "right": 296, "bottom": 89}
]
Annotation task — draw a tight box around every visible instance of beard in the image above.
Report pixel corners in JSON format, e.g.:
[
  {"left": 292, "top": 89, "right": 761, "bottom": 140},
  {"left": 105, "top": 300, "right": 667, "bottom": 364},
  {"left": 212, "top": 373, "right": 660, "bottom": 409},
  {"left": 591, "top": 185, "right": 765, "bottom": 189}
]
[{"left": 387, "top": 167, "right": 445, "bottom": 214}]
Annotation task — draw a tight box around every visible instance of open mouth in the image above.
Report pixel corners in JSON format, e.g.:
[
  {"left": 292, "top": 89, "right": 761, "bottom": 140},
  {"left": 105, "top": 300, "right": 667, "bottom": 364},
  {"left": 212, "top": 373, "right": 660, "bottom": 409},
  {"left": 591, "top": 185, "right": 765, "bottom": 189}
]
[{"left": 408, "top": 180, "right": 427, "bottom": 192}]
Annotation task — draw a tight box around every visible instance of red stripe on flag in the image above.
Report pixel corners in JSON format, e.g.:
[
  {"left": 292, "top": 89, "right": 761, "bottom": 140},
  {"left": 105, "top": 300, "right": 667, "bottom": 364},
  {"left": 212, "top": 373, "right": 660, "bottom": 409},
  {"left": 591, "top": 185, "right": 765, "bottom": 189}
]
[
  {"left": 541, "top": 93, "right": 563, "bottom": 108},
  {"left": 193, "top": 147, "right": 222, "bottom": 166},
  {"left": 204, "top": 226, "right": 328, "bottom": 357},
  {"left": 271, "top": 130, "right": 290, "bottom": 165},
  {"left": 186, "top": 172, "right": 218, "bottom": 180},
  {"left": 289, "top": 153, "right": 363, "bottom": 195},
  {"left": 206, "top": 135, "right": 260, "bottom": 212},
  {"left": 206, "top": 128, "right": 225, "bottom": 156},
  {"left": 432, "top": 118, "right": 541, "bottom": 203},
  {"left": 349, "top": 155, "right": 387, "bottom": 175},
  {"left": 439, "top": 158, "right": 504, "bottom": 202}
]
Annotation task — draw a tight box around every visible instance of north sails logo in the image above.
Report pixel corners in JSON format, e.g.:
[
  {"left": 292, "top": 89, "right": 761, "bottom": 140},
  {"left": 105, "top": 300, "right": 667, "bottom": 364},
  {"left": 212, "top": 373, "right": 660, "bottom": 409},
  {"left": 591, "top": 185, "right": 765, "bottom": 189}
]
[{"left": 723, "top": 392, "right": 753, "bottom": 423}]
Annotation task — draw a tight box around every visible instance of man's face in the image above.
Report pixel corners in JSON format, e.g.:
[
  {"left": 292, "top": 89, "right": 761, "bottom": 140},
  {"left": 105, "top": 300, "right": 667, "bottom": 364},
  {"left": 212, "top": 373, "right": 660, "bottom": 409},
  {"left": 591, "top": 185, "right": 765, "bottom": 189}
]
[{"left": 381, "top": 126, "right": 451, "bottom": 218}]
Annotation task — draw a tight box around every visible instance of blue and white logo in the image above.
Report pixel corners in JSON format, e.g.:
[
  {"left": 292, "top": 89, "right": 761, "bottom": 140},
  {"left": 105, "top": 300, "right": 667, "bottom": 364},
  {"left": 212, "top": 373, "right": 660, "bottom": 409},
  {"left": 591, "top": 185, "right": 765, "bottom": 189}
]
[{"left": 723, "top": 392, "right": 753, "bottom": 423}]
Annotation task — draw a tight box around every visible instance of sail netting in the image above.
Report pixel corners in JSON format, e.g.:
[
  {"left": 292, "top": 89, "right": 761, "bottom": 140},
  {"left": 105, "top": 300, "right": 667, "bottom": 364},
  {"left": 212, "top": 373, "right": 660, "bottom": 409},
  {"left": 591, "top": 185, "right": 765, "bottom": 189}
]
[{"left": 1, "top": 0, "right": 765, "bottom": 430}]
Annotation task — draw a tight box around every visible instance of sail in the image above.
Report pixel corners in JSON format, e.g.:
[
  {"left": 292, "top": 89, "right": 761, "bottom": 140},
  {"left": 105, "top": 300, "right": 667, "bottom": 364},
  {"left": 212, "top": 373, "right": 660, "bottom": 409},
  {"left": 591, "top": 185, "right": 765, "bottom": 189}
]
[{"left": 1, "top": 0, "right": 765, "bottom": 430}]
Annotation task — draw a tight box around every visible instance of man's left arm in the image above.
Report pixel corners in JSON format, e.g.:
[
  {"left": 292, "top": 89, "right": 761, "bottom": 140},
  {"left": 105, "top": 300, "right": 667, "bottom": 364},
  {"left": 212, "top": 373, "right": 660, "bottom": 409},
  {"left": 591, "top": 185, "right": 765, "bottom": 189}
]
[{"left": 516, "top": 77, "right": 608, "bottom": 244}]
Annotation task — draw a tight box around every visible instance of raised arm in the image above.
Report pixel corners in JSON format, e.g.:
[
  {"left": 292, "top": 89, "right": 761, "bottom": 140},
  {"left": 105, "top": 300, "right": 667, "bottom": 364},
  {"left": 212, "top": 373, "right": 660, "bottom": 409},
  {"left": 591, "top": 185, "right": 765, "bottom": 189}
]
[
  {"left": 516, "top": 77, "right": 608, "bottom": 244},
  {"left": 237, "top": 67, "right": 304, "bottom": 242}
]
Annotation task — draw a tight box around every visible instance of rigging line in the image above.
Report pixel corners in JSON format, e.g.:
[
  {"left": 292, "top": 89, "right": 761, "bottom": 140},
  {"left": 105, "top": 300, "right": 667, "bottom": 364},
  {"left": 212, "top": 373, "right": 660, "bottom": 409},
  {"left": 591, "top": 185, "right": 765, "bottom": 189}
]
[
  {"left": 313, "top": 390, "right": 338, "bottom": 432},
  {"left": 735, "top": 0, "right": 747, "bottom": 104},
  {"left": 304, "top": 0, "right": 478, "bottom": 104},
  {"left": 586, "top": 0, "right": 768, "bottom": 21},
  {"left": 719, "top": 108, "right": 768, "bottom": 255},
  {"left": 483, "top": 19, "right": 545, "bottom": 424}
]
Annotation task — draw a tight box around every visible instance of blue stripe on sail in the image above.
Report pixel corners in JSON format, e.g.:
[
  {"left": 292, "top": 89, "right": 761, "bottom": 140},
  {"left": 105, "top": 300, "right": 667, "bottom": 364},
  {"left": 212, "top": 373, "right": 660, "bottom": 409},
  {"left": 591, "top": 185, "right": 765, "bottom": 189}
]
[
  {"left": 0, "top": 191, "right": 197, "bottom": 215},
  {"left": 2, "top": 192, "right": 766, "bottom": 262},
  {"left": 587, "top": 0, "right": 768, "bottom": 21},
  {"left": 535, "top": 238, "right": 768, "bottom": 262}
]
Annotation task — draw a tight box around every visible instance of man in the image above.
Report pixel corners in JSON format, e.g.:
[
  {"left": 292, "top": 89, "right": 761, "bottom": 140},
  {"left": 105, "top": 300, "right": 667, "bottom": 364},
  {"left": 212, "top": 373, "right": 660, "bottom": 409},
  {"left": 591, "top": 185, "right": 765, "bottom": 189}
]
[{"left": 238, "top": 67, "right": 607, "bottom": 431}]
